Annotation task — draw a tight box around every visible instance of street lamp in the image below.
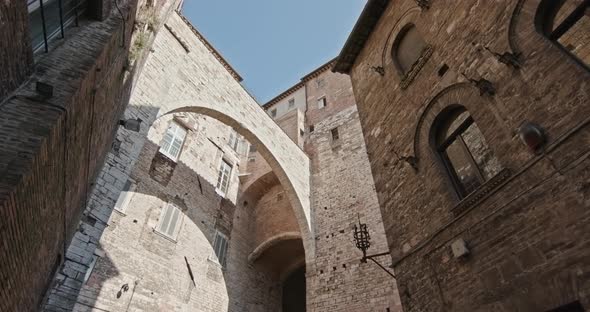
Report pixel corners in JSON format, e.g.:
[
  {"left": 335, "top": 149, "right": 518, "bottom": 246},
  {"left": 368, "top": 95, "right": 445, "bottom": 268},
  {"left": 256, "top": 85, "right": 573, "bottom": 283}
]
[{"left": 352, "top": 215, "right": 396, "bottom": 279}]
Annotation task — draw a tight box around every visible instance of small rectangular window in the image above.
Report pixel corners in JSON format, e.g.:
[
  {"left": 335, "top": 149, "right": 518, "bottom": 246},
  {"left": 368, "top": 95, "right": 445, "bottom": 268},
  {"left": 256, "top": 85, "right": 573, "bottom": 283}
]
[
  {"left": 318, "top": 97, "right": 327, "bottom": 109},
  {"left": 300, "top": 129, "right": 304, "bottom": 136},
  {"left": 216, "top": 160, "right": 232, "bottom": 195},
  {"left": 228, "top": 130, "right": 240, "bottom": 152},
  {"left": 331, "top": 127, "right": 340, "bottom": 141},
  {"left": 270, "top": 109, "right": 277, "bottom": 118},
  {"left": 114, "top": 180, "right": 136, "bottom": 214},
  {"left": 212, "top": 231, "right": 229, "bottom": 267},
  {"left": 309, "top": 125, "right": 315, "bottom": 133},
  {"left": 156, "top": 203, "right": 183, "bottom": 239},
  {"left": 159, "top": 121, "right": 187, "bottom": 161},
  {"left": 249, "top": 145, "right": 257, "bottom": 153},
  {"left": 288, "top": 98, "right": 295, "bottom": 108}
]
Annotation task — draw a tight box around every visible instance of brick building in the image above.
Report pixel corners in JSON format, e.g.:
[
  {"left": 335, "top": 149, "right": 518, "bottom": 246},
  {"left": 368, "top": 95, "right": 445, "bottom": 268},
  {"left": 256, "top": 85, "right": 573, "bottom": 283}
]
[{"left": 334, "top": 0, "right": 590, "bottom": 311}]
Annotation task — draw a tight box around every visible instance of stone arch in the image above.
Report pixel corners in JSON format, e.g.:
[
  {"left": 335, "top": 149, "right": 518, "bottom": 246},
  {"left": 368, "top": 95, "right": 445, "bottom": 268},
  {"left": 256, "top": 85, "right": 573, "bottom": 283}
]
[
  {"left": 509, "top": 0, "right": 590, "bottom": 73},
  {"left": 157, "top": 103, "right": 314, "bottom": 261},
  {"left": 412, "top": 83, "right": 506, "bottom": 172},
  {"left": 248, "top": 232, "right": 302, "bottom": 263}
]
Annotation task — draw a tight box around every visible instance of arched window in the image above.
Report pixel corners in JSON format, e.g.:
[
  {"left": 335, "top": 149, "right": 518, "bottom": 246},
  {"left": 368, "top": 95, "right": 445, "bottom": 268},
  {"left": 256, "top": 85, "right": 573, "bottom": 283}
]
[
  {"left": 536, "top": 0, "right": 590, "bottom": 68},
  {"left": 434, "top": 107, "right": 503, "bottom": 199},
  {"left": 393, "top": 24, "right": 428, "bottom": 75}
]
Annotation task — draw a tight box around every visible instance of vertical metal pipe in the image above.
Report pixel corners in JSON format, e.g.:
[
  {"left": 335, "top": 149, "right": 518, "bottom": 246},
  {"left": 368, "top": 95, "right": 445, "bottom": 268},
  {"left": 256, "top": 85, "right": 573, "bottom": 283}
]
[
  {"left": 39, "top": 0, "right": 49, "bottom": 52},
  {"left": 58, "top": 0, "right": 64, "bottom": 38}
]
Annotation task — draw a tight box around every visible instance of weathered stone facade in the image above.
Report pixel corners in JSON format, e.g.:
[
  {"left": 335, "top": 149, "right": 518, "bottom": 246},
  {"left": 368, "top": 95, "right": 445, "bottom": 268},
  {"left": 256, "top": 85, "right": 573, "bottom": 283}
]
[{"left": 335, "top": 0, "right": 590, "bottom": 311}]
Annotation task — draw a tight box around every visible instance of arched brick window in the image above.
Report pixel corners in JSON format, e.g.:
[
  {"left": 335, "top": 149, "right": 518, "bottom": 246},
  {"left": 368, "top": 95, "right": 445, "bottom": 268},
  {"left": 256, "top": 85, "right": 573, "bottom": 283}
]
[
  {"left": 393, "top": 24, "right": 427, "bottom": 74},
  {"left": 433, "top": 106, "right": 503, "bottom": 199},
  {"left": 392, "top": 24, "right": 433, "bottom": 89},
  {"left": 536, "top": 0, "right": 590, "bottom": 68}
]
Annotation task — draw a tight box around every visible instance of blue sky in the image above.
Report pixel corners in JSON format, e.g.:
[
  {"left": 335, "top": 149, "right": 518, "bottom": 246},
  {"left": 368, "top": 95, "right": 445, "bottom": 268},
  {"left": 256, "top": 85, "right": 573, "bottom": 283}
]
[{"left": 182, "top": 1, "right": 366, "bottom": 104}]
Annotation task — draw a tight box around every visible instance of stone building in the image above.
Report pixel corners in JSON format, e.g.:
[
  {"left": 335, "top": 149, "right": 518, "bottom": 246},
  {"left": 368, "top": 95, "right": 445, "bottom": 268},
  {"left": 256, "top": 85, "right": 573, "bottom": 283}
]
[
  {"left": 27, "top": 7, "right": 401, "bottom": 312},
  {"left": 334, "top": 0, "right": 590, "bottom": 311}
]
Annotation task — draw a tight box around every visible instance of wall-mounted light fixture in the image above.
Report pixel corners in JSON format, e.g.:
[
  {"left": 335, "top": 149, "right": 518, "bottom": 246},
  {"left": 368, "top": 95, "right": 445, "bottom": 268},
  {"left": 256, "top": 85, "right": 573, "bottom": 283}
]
[
  {"left": 518, "top": 121, "right": 546, "bottom": 153},
  {"left": 485, "top": 47, "right": 522, "bottom": 70},
  {"left": 119, "top": 118, "right": 143, "bottom": 132},
  {"left": 353, "top": 215, "right": 396, "bottom": 279},
  {"left": 370, "top": 65, "right": 385, "bottom": 76},
  {"left": 462, "top": 73, "right": 496, "bottom": 96}
]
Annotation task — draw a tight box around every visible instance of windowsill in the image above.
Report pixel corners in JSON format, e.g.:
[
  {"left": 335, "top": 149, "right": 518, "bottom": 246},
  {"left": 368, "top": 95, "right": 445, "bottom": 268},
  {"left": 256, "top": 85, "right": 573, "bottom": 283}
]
[
  {"left": 451, "top": 168, "right": 512, "bottom": 215},
  {"left": 152, "top": 228, "right": 178, "bottom": 243},
  {"left": 215, "top": 188, "right": 227, "bottom": 198},
  {"left": 158, "top": 151, "right": 178, "bottom": 163},
  {"left": 400, "top": 45, "right": 434, "bottom": 90}
]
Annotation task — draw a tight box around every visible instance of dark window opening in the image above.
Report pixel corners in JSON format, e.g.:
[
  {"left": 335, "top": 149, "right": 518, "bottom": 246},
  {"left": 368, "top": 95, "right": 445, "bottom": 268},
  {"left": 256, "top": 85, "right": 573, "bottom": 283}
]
[
  {"left": 300, "top": 129, "right": 304, "bottom": 136},
  {"left": 434, "top": 106, "right": 503, "bottom": 199},
  {"left": 309, "top": 125, "right": 315, "bottom": 133},
  {"left": 331, "top": 127, "right": 339, "bottom": 141},
  {"left": 536, "top": 0, "right": 590, "bottom": 68},
  {"left": 438, "top": 64, "right": 449, "bottom": 77},
  {"left": 28, "top": 0, "right": 89, "bottom": 53}
]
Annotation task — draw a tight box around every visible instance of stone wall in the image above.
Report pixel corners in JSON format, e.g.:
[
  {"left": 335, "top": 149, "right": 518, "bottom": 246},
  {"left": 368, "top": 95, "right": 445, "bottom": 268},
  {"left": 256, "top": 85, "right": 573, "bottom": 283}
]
[
  {"left": 0, "top": 0, "right": 152, "bottom": 310},
  {"left": 302, "top": 69, "right": 401, "bottom": 312},
  {"left": 345, "top": 0, "right": 590, "bottom": 310}
]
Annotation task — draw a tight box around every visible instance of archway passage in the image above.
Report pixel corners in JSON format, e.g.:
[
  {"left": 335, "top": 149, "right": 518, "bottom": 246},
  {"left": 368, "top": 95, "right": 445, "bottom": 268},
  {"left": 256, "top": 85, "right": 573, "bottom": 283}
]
[
  {"left": 282, "top": 266, "right": 306, "bottom": 312},
  {"left": 133, "top": 12, "right": 314, "bottom": 260}
]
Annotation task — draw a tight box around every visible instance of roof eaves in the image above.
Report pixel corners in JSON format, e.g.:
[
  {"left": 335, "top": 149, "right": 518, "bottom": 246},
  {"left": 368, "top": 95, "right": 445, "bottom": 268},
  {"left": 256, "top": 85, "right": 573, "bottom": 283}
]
[{"left": 333, "top": 0, "right": 390, "bottom": 74}]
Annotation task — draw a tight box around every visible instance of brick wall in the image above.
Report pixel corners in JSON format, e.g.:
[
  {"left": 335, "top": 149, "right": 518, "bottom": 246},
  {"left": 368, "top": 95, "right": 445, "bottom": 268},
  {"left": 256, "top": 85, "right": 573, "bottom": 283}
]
[
  {"left": 0, "top": 0, "right": 147, "bottom": 310},
  {"left": 0, "top": 0, "right": 33, "bottom": 100},
  {"left": 346, "top": 0, "right": 590, "bottom": 310}
]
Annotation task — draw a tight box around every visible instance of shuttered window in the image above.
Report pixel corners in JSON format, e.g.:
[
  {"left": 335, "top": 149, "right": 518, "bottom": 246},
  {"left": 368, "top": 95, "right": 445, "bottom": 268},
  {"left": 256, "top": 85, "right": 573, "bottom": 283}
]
[
  {"left": 228, "top": 130, "right": 240, "bottom": 152},
  {"left": 159, "top": 121, "right": 187, "bottom": 161},
  {"left": 216, "top": 160, "right": 232, "bottom": 195},
  {"left": 157, "top": 203, "right": 182, "bottom": 239},
  {"left": 212, "top": 231, "right": 229, "bottom": 267},
  {"left": 114, "top": 180, "right": 136, "bottom": 214}
]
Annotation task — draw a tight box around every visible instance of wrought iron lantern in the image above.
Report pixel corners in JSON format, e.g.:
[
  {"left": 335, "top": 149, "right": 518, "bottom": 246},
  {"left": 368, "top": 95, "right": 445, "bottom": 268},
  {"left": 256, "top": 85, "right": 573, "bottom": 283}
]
[
  {"left": 352, "top": 216, "right": 396, "bottom": 279},
  {"left": 353, "top": 219, "right": 371, "bottom": 262}
]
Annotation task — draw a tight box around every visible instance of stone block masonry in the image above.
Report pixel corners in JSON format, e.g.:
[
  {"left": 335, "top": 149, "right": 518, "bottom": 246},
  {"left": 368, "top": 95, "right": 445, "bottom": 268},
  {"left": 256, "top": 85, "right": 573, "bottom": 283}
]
[{"left": 336, "top": 0, "right": 590, "bottom": 310}]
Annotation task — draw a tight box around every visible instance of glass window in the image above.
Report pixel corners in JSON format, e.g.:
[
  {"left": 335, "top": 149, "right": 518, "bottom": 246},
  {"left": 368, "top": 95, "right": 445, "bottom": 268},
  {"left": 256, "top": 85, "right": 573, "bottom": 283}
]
[
  {"left": 159, "top": 121, "right": 187, "bottom": 161},
  {"left": 331, "top": 127, "right": 339, "bottom": 141},
  {"left": 435, "top": 108, "right": 503, "bottom": 198},
  {"left": 537, "top": 0, "right": 590, "bottom": 67},
  {"left": 212, "top": 231, "right": 229, "bottom": 267},
  {"left": 393, "top": 24, "right": 428, "bottom": 74},
  {"left": 28, "top": 0, "right": 88, "bottom": 53},
  {"left": 216, "top": 160, "right": 232, "bottom": 195},
  {"left": 318, "top": 97, "right": 327, "bottom": 109},
  {"left": 157, "top": 203, "right": 182, "bottom": 239}
]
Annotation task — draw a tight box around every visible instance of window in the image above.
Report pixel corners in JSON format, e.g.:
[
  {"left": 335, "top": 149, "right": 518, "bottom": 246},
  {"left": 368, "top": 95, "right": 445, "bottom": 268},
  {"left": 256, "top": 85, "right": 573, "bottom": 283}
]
[
  {"left": 331, "top": 127, "right": 340, "bottom": 141},
  {"left": 270, "top": 108, "right": 277, "bottom": 118},
  {"left": 309, "top": 125, "right": 315, "bottom": 133},
  {"left": 228, "top": 130, "right": 240, "bottom": 152},
  {"left": 536, "top": 0, "right": 590, "bottom": 68},
  {"left": 156, "top": 203, "right": 183, "bottom": 239},
  {"left": 288, "top": 98, "right": 295, "bottom": 108},
  {"left": 28, "top": 0, "right": 88, "bottom": 53},
  {"left": 114, "top": 180, "right": 136, "bottom": 214},
  {"left": 159, "top": 121, "right": 187, "bottom": 161},
  {"left": 211, "top": 231, "right": 229, "bottom": 267},
  {"left": 216, "top": 160, "right": 232, "bottom": 195},
  {"left": 249, "top": 144, "right": 257, "bottom": 153},
  {"left": 393, "top": 24, "right": 428, "bottom": 74},
  {"left": 318, "top": 97, "right": 327, "bottom": 109},
  {"left": 434, "top": 107, "right": 503, "bottom": 199}
]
